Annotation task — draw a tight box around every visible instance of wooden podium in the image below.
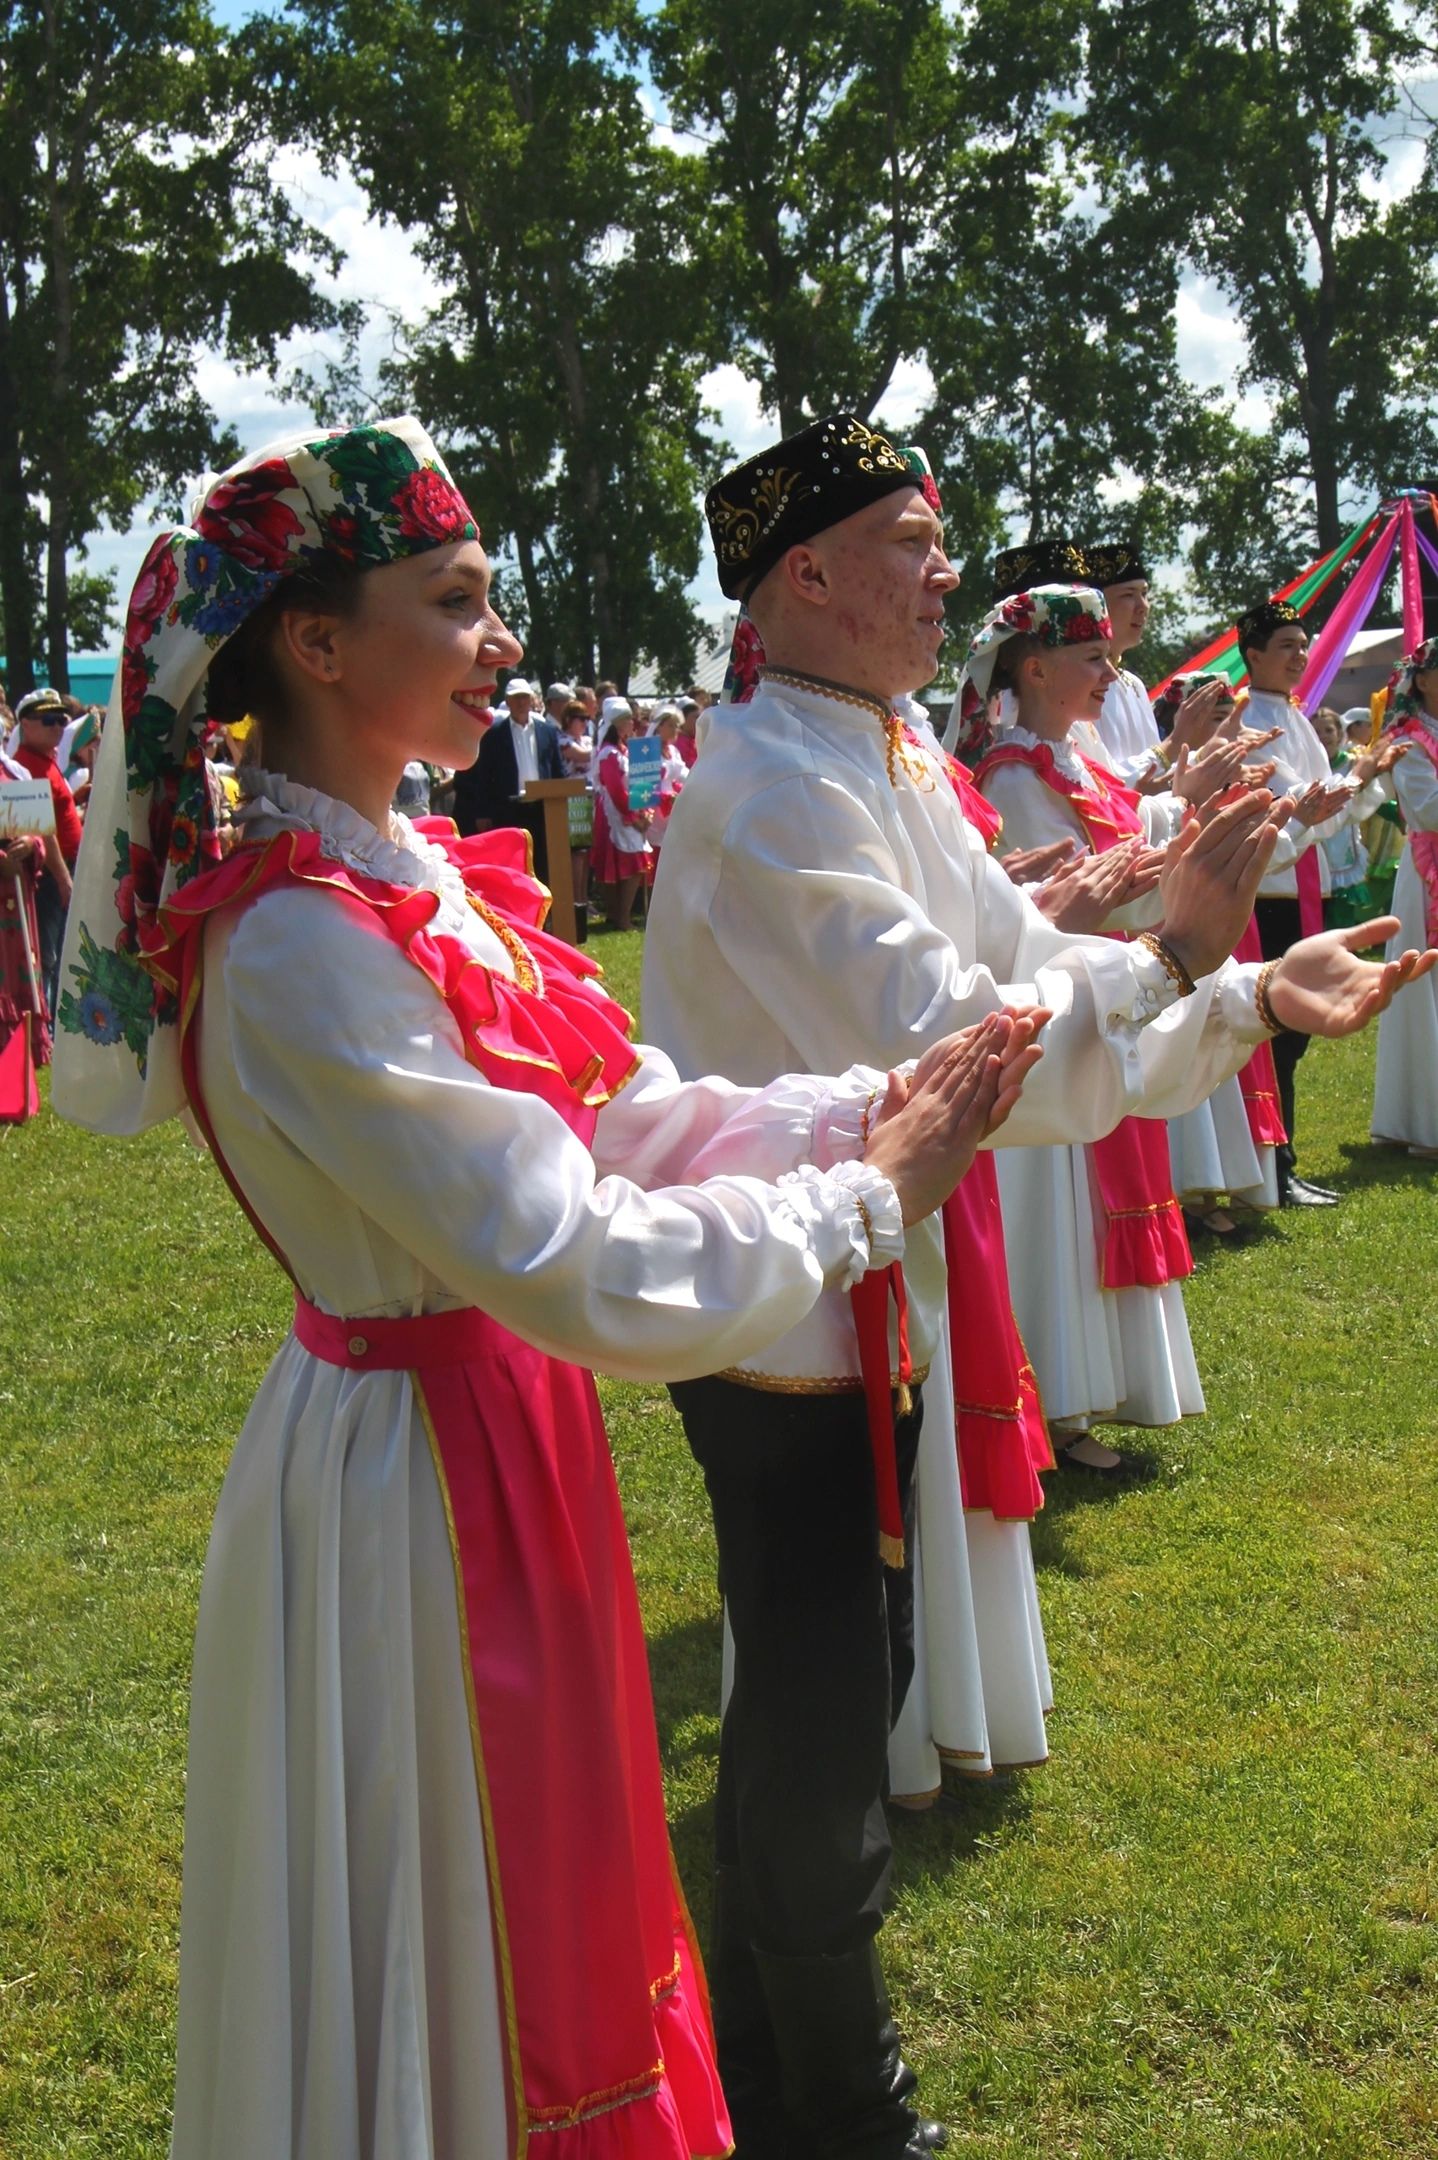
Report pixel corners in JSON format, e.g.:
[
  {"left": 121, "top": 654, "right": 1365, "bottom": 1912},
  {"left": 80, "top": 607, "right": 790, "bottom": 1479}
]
[{"left": 519, "top": 777, "right": 587, "bottom": 945}]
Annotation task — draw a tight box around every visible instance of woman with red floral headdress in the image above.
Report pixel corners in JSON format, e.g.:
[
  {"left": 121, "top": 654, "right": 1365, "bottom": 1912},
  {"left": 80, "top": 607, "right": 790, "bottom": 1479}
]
[{"left": 51, "top": 417, "right": 1035, "bottom": 2160}]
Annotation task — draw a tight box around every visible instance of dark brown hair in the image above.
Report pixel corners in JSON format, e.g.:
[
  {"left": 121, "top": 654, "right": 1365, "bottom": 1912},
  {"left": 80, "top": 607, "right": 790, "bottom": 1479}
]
[
  {"left": 205, "top": 556, "right": 370, "bottom": 732},
  {"left": 989, "top": 632, "right": 1045, "bottom": 695}
]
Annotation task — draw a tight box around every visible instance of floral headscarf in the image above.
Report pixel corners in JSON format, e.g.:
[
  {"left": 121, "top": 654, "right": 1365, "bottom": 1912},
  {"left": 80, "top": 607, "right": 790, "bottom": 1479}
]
[
  {"left": 1383, "top": 634, "right": 1438, "bottom": 727},
  {"left": 54, "top": 415, "right": 480, "bottom": 1135},
  {"left": 943, "top": 583, "right": 1112, "bottom": 760}
]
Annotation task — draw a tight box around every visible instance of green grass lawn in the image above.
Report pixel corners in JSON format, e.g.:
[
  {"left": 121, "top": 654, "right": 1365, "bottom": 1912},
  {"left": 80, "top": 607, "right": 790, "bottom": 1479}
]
[{"left": 3, "top": 930, "right": 1436, "bottom": 2156}]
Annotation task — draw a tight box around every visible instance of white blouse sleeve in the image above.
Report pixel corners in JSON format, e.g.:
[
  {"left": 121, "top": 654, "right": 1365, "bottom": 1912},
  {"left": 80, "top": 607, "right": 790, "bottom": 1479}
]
[
  {"left": 218, "top": 892, "right": 902, "bottom": 1384},
  {"left": 1393, "top": 746, "right": 1438, "bottom": 834},
  {"left": 708, "top": 772, "right": 1269, "bottom": 1151},
  {"left": 590, "top": 1054, "right": 889, "bottom": 1185}
]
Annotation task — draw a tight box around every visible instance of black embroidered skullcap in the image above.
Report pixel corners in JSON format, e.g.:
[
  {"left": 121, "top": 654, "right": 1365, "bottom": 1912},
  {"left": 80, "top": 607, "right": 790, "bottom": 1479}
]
[
  {"left": 1081, "top": 541, "right": 1150, "bottom": 587},
  {"left": 705, "top": 412, "right": 918, "bottom": 602},
  {"left": 1236, "top": 597, "right": 1304, "bottom": 650},
  {"left": 991, "top": 541, "right": 1086, "bottom": 601}
]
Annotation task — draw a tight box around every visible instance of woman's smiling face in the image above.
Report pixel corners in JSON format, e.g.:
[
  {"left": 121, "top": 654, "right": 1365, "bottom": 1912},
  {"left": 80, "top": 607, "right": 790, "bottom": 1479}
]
[{"left": 316, "top": 539, "right": 522, "bottom": 770}]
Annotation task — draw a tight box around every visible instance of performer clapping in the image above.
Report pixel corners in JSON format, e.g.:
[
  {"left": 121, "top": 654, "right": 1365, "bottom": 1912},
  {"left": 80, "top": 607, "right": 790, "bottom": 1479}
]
[{"left": 51, "top": 416, "right": 1039, "bottom": 2160}]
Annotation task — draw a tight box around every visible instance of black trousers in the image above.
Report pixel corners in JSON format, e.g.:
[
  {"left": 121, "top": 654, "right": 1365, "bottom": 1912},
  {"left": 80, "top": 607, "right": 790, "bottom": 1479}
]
[
  {"left": 1254, "top": 896, "right": 1310, "bottom": 1181},
  {"left": 33, "top": 873, "right": 67, "bottom": 1024},
  {"left": 669, "top": 1375, "right": 923, "bottom": 1958}
]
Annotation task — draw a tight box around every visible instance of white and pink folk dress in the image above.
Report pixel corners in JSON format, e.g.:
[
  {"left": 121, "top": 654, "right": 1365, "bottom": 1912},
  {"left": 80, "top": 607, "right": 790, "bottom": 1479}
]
[{"left": 140, "top": 772, "right": 910, "bottom": 2160}]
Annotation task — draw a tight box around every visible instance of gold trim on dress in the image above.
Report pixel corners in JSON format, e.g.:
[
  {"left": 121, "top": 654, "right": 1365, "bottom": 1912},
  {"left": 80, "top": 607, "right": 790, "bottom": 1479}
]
[{"left": 710, "top": 1362, "right": 932, "bottom": 1396}]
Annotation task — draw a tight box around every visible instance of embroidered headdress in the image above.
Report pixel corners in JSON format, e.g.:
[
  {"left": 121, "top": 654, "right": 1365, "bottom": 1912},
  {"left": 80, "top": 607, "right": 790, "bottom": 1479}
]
[
  {"left": 944, "top": 584, "right": 1112, "bottom": 758},
  {"left": 1383, "top": 633, "right": 1438, "bottom": 726},
  {"left": 54, "top": 415, "right": 481, "bottom": 1135},
  {"left": 716, "top": 440, "right": 945, "bottom": 712},
  {"left": 705, "top": 411, "right": 918, "bottom": 602},
  {"left": 1081, "top": 541, "right": 1149, "bottom": 588},
  {"left": 1236, "top": 597, "right": 1304, "bottom": 652},
  {"left": 991, "top": 541, "right": 1085, "bottom": 601}
]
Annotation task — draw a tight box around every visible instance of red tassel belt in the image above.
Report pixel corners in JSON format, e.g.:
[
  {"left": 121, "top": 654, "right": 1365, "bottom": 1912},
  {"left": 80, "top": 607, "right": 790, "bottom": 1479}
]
[{"left": 849, "top": 1265, "right": 914, "bottom": 1570}]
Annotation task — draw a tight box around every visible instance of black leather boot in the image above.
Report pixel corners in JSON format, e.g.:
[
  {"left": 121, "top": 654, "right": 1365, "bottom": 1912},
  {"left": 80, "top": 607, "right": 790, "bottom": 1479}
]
[
  {"left": 709, "top": 1869, "right": 800, "bottom": 2160},
  {"left": 753, "top": 1940, "right": 950, "bottom": 2160}
]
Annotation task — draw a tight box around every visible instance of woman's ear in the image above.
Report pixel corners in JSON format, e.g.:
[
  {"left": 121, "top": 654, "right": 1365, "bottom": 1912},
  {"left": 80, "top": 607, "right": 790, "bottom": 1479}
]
[{"left": 277, "top": 605, "right": 344, "bottom": 686}]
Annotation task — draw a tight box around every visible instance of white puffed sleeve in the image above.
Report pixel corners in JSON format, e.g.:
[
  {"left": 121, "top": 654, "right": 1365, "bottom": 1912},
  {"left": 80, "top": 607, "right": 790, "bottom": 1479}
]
[
  {"left": 213, "top": 889, "right": 902, "bottom": 1383},
  {"left": 708, "top": 772, "right": 1269, "bottom": 1149},
  {"left": 1394, "top": 741, "right": 1438, "bottom": 834},
  {"left": 590, "top": 1053, "right": 889, "bottom": 1184}
]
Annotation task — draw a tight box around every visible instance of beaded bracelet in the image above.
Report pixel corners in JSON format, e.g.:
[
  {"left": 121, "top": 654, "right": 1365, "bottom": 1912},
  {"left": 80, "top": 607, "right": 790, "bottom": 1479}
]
[
  {"left": 1255, "top": 958, "right": 1289, "bottom": 1035},
  {"left": 859, "top": 1085, "right": 882, "bottom": 1147},
  {"left": 1136, "top": 931, "right": 1197, "bottom": 999}
]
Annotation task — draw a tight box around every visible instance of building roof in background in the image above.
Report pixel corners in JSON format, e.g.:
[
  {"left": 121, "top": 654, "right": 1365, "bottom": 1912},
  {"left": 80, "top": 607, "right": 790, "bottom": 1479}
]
[{"left": 627, "top": 614, "right": 737, "bottom": 699}]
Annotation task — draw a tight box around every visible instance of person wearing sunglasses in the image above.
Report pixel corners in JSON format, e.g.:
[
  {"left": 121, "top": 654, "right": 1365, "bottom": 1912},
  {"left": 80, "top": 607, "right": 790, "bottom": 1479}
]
[{"left": 12, "top": 687, "right": 81, "bottom": 1017}]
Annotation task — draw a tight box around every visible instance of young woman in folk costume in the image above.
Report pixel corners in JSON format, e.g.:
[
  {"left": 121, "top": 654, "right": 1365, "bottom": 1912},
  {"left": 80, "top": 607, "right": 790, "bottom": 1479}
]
[
  {"left": 50, "top": 417, "right": 1040, "bottom": 2160},
  {"left": 1372, "top": 636, "right": 1438, "bottom": 1157},
  {"left": 962, "top": 584, "right": 1228, "bottom": 1469},
  {"left": 590, "top": 695, "right": 655, "bottom": 929},
  {"left": 1080, "top": 550, "right": 1287, "bottom": 1234},
  {"left": 0, "top": 745, "right": 54, "bottom": 1121}
]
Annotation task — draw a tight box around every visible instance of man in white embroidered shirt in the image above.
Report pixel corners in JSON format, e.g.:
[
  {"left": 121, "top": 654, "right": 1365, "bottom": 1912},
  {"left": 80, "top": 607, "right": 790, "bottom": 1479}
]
[{"left": 643, "top": 411, "right": 1433, "bottom": 2160}]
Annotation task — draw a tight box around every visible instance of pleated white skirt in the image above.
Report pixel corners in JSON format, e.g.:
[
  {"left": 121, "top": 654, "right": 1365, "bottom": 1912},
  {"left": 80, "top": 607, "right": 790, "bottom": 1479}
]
[
  {"left": 995, "top": 1142, "right": 1204, "bottom": 1430},
  {"left": 170, "top": 1341, "right": 509, "bottom": 2160},
  {"left": 1372, "top": 848, "right": 1438, "bottom": 1151}
]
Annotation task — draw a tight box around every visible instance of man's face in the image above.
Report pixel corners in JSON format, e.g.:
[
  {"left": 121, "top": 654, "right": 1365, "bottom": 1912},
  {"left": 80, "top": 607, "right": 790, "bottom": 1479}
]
[
  {"left": 20, "top": 706, "right": 66, "bottom": 755},
  {"left": 508, "top": 691, "right": 535, "bottom": 727},
  {"left": 805, "top": 487, "right": 959, "bottom": 697},
  {"left": 1103, "top": 580, "right": 1149, "bottom": 653},
  {"left": 1247, "top": 626, "right": 1308, "bottom": 694}
]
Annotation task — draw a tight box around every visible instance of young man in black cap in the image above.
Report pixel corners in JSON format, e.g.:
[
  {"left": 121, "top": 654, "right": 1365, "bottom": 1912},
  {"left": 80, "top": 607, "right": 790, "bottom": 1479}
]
[
  {"left": 1235, "top": 598, "right": 1403, "bottom": 1203},
  {"left": 1078, "top": 541, "right": 1238, "bottom": 787},
  {"left": 644, "top": 413, "right": 1427, "bottom": 2160}
]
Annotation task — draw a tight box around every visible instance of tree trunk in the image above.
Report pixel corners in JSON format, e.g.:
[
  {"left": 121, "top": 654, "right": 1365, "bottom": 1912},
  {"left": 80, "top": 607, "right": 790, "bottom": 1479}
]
[
  {"left": 0, "top": 267, "right": 35, "bottom": 695},
  {"left": 41, "top": 0, "right": 75, "bottom": 692},
  {"left": 45, "top": 496, "right": 70, "bottom": 691}
]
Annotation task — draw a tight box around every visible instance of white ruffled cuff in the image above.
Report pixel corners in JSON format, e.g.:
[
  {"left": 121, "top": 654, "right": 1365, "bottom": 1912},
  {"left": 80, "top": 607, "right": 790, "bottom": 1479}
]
[
  {"left": 1125, "top": 941, "right": 1184, "bottom": 1025},
  {"left": 778, "top": 1159, "right": 906, "bottom": 1291},
  {"left": 1214, "top": 960, "right": 1270, "bottom": 1043},
  {"left": 810, "top": 1063, "right": 891, "bottom": 1168}
]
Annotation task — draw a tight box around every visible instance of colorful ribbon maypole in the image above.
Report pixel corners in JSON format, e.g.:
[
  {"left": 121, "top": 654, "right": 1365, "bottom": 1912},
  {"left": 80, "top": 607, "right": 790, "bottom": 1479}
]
[
  {"left": 1151, "top": 508, "right": 1384, "bottom": 700},
  {"left": 1294, "top": 508, "right": 1400, "bottom": 713}
]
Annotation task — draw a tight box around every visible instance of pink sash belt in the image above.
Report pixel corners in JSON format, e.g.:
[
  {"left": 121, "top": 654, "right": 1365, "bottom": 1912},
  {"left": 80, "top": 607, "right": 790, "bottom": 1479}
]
[{"left": 293, "top": 1294, "right": 501, "bottom": 1368}]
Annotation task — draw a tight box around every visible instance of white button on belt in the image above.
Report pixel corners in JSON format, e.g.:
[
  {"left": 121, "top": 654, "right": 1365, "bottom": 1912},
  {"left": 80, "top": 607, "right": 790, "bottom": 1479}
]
[{"left": 348, "top": 1335, "right": 369, "bottom": 1357}]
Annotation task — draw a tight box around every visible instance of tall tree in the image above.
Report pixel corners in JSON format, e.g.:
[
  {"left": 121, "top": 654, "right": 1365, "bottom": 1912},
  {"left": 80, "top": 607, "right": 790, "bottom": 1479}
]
[
  {"left": 645, "top": 0, "right": 960, "bottom": 436},
  {"left": 0, "top": 0, "right": 345, "bottom": 694},
  {"left": 259, "top": 0, "right": 722, "bottom": 687},
  {"left": 1088, "top": 0, "right": 1438, "bottom": 553}
]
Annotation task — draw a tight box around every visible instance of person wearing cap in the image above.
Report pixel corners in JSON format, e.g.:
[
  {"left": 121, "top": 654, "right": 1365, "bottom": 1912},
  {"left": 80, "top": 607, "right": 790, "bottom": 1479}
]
[
  {"left": 644, "top": 409, "right": 1433, "bottom": 2160},
  {"left": 674, "top": 695, "right": 702, "bottom": 768},
  {"left": 456, "top": 672, "right": 565, "bottom": 868},
  {"left": 12, "top": 686, "right": 83, "bottom": 1017},
  {"left": 591, "top": 695, "right": 654, "bottom": 927},
  {"left": 0, "top": 740, "right": 53, "bottom": 1120},
  {"left": 1234, "top": 598, "right": 1404, "bottom": 1204},
  {"left": 49, "top": 413, "right": 1036, "bottom": 2160},
  {"left": 544, "top": 679, "right": 576, "bottom": 723}
]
